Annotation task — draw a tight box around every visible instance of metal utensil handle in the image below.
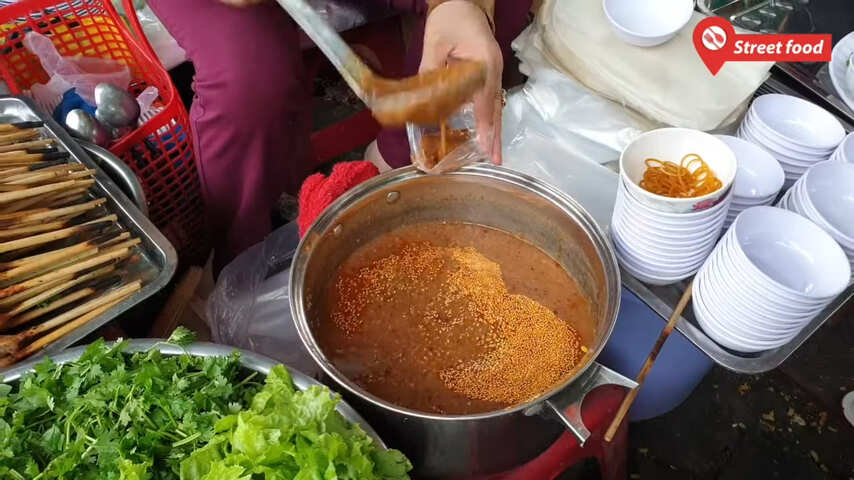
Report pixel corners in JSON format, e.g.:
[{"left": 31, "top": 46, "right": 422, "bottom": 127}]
[
  {"left": 544, "top": 362, "right": 637, "bottom": 446},
  {"left": 271, "top": 0, "right": 368, "bottom": 101},
  {"left": 78, "top": 141, "right": 149, "bottom": 217}
]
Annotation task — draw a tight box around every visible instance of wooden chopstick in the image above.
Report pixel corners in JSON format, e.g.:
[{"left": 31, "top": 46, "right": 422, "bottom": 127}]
[{"left": 603, "top": 280, "right": 694, "bottom": 442}]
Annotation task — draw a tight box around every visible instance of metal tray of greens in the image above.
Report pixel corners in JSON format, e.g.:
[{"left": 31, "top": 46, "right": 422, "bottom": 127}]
[
  {"left": 0, "top": 336, "right": 412, "bottom": 479},
  {"left": 0, "top": 95, "right": 177, "bottom": 361},
  {"left": 1, "top": 338, "right": 386, "bottom": 446}
]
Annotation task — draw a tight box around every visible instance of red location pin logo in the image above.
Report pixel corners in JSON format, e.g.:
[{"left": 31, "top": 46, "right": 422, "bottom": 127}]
[{"left": 693, "top": 16, "right": 736, "bottom": 75}]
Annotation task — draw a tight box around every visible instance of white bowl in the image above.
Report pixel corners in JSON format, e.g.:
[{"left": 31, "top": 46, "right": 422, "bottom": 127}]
[
  {"left": 743, "top": 111, "right": 836, "bottom": 158},
  {"left": 717, "top": 231, "right": 831, "bottom": 312},
  {"left": 614, "top": 213, "right": 723, "bottom": 248},
  {"left": 750, "top": 94, "right": 846, "bottom": 151},
  {"left": 739, "top": 124, "right": 831, "bottom": 168},
  {"left": 715, "top": 135, "right": 784, "bottom": 199},
  {"left": 692, "top": 278, "right": 786, "bottom": 353},
  {"left": 602, "top": 0, "right": 693, "bottom": 47},
  {"left": 731, "top": 206, "right": 850, "bottom": 300},
  {"left": 612, "top": 220, "right": 718, "bottom": 262},
  {"left": 832, "top": 132, "right": 854, "bottom": 163},
  {"left": 803, "top": 162, "right": 854, "bottom": 242},
  {"left": 704, "top": 255, "right": 820, "bottom": 327},
  {"left": 617, "top": 195, "right": 731, "bottom": 234},
  {"left": 611, "top": 226, "right": 709, "bottom": 271},
  {"left": 620, "top": 128, "right": 737, "bottom": 213}
]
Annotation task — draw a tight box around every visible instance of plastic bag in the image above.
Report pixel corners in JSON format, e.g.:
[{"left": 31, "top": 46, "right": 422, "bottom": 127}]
[
  {"left": 537, "top": 0, "right": 770, "bottom": 131},
  {"left": 407, "top": 103, "right": 488, "bottom": 174},
  {"left": 498, "top": 24, "right": 636, "bottom": 229},
  {"left": 207, "top": 221, "right": 322, "bottom": 378},
  {"left": 24, "top": 32, "right": 131, "bottom": 109}
]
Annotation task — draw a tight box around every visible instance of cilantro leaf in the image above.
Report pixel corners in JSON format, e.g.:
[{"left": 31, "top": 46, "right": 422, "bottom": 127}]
[{"left": 166, "top": 327, "right": 196, "bottom": 347}]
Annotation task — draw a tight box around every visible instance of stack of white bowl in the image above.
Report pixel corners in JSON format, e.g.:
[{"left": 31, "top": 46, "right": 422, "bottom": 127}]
[
  {"left": 611, "top": 128, "right": 737, "bottom": 286},
  {"left": 715, "top": 135, "right": 784, "bottom": 230},
  {"left": 777, "top": 161, "right": 854, "bottom": 282},
  {"left": 693, "top": 206, "right": 851, "bottom": 353},
  {"left": 737, "top": 94, "right": 845, "bottom": 188},
  {"left": 829, "top": 132, "right": 854, "bottom": 163}
]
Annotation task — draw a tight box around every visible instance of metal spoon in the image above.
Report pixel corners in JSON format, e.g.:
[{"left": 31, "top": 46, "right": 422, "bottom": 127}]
[
  {"left": 94, "top": 83, "right": 140, "bottom": 128},
  {"left": 65, "top": 109, "right": 111, "bottom": 147},
  {"left": 273, "top": 0, "right": 486, "bottom": 126}
]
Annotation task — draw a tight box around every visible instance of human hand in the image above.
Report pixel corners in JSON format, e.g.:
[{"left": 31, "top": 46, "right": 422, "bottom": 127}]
[
  {"left": 420, "top": 0, "right": 503, "bottom": 164},
  {"left": 218, "top": 0, "right": 265, "bottom": 8}
]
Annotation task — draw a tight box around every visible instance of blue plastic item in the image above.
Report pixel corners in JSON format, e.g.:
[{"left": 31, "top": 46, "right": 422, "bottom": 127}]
[
  {"left": 53, "top": 88, "right": 97, "bottom": 126},
  {"left": 598, "top": 287, "right": 714, "bottom": 421}
]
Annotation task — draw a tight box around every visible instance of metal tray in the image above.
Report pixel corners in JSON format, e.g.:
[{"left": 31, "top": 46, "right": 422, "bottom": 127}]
[
  {"left": 1, "top": 339, "right": 386, "bottom": 446},
  {"left": 0, "top": 95, "right": 177, "bottom": 362},
  {"left": 622, "top": 76, "right": 853, "bottom": 374}
]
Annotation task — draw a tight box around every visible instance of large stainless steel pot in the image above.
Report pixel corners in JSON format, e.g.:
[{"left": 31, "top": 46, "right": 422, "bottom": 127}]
[{"left": 290, "top": 165, "right": 636, "bottom": 479}]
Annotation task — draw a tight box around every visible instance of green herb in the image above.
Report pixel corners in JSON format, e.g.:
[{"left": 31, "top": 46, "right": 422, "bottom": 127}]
[
  {"left": 0, "top": 339, "right": 260, "bottom": 480},
  {"left": 166, "top": 327, "right": 196, "bottom": 348},
  {"left": 0, "top": 336, "right": 412, "bottom": 480},
  {"left": 180, "top": 365, "right": 411, "bottom": 480}
]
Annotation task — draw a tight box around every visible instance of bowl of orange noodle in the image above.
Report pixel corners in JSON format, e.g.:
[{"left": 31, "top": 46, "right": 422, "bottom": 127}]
[{"left": 619, "top": 128, "right": 737, "bottom": 213}]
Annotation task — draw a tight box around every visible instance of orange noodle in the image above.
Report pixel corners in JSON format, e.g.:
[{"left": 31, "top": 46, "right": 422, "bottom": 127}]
[{"left": 639, "top": 153, "right": 722, "bottom": 198}]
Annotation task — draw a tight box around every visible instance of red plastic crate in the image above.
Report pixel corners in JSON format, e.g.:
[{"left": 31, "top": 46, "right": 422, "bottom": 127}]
[{"left": 0, "top": 0, "right": 208, "bottom": 266}]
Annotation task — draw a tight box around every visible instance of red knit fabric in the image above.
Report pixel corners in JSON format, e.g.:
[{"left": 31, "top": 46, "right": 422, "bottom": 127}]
[{"left": 298, "top": 161, "right": 380, "bottom": 237}]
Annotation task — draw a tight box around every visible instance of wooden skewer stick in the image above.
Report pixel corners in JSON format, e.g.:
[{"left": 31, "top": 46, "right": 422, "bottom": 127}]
[
  {"left": 0, "top": 198, "right": 105, "bottom": 227},
  {"left": 0, "top": 121, "right": 43, "bottom": 133},
  {"left": 0, "top": 282, "right": 141, "bottom": 357},
  {"left": 0, "top": 139, "right": 54, "bottom": 154},
  {"left": 0, "top": 185, "right": 29, "bottom": 192},
  {"left": 0, "top": 129, "right": 40, "bottom": 146},
  {"left": 0, "top": 164, "right": 83, "bottom": 183},
  {"left": 97, "top": 231, "right": 131, "bottom": 248},
  {"left": 2, "top": 275, "right": 122, "bottom": 330},
  {"left": 3, "top": 168, "right": 94, "bottom": 187},
  {"left": 2, "top": 289, "right": 95, "bottom": 330},
  {"left": 0, "top": 235, "right": 125, "bottom": 288},
  {"left": 47, "top": 193, "right": 89, "bottom": 209},
  {"left": 603, "top": 281, "right": 694, "bottom": 442},
  {"left": 0, "top": 214, "right": 115, "bottom": 254},
  {"left": 0, "top": 220, "right": 69, "bottom": 239},
  {"left": 11, "top": 294, "right": 131, "bottom": 363},
  {"left": 0, "top": 179, "right": 93, "bottom": 204},
  {"left": 1, "top": 265, "right": 115, "bottom": 315},
  {"left": 0, "top": 245, "right": 130, "bottom": 298},
  {"left": 0, "top": 242, "right": 97, "bottom": 281},
  {"left": 0, "top": 275, "right": 73, "bottom": 309},
  {"left": 0, "top": 162, "right": 79, "bottom": 181}
]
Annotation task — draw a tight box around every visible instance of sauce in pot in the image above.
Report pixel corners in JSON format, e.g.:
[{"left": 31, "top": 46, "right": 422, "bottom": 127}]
[{"left": 316, "top": 222, "right": 594, "bottom": 415}]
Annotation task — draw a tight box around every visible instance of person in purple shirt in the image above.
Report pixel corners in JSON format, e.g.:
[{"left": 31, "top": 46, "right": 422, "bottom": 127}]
[{"left": 147, "top": 0, "right": 532, "bottom": 273}]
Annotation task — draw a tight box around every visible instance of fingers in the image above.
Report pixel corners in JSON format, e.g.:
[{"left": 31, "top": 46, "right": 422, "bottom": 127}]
[
  {"left": 491, "top": 93, "right": 503, "bottom": 165},
  {"left": 472, "top": 44, "right": 503, "bottom": 163}
]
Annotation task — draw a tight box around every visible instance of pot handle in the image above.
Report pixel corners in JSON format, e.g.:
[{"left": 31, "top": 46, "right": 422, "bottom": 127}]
[{"left": 544, "top": 362, "right": 637, "bottom": 446}]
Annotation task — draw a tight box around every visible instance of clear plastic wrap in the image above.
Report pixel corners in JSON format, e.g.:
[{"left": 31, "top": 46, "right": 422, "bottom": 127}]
[
  {"left": 207, "top": 221, "right": 322, "bottom": 378},
  {"left": 24, "top": 32, "right": 131, "bottom": 112},
  {"left": 407, "top": 103, "right": 489, "bottom": 174}
]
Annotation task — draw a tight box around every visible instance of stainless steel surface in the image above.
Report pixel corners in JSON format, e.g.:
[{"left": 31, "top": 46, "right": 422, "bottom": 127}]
[
  {"left": 290, "top": 164, "right": 629, "bottom": 478},
  {"left": 620, "top": 76, "right": 853, "bottom": 374},
  {"left": 1, "top": 339, "right": 386, "bottom": 447},
  {"left": 78, "top": 140, "right": 149, "bottom": 218},
  {"left": 0, "top": 95, "right": 177, "bottom": 360},
  {"left": 94, "top": 83, "right": 141, "bottom": 128},
  {"left": 65, "top": 108, "right": 110, "bottom": 146}
]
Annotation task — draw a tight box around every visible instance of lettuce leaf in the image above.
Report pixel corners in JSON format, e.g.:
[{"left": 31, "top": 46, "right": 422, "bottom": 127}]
[{"left": 181, "top": 366, "right": 411, "bottom": 480}]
